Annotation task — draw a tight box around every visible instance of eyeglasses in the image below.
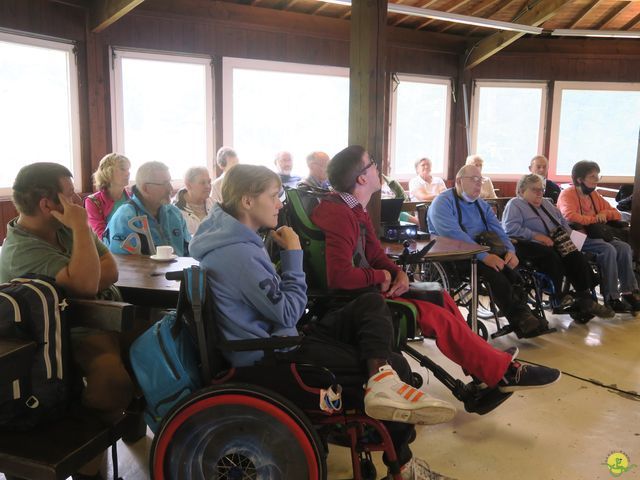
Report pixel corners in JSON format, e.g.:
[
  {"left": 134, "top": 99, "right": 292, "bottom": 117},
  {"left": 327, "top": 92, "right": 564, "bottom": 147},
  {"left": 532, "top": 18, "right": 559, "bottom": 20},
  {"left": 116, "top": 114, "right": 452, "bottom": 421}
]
[
  {"left": 529, "top": 187, "right": 545, "bottom": 195},
  {"left": 585, "top": 174, "right": 602, "bottom": 182},
  {"left": 358, "top": 157, "right": 376, "bottom": 175},
  {"left": 460, "top": 175, "right": 483, "bottom": 184},
  {"left": 146, "top": 181, "right": 173, "bottom": 188}
]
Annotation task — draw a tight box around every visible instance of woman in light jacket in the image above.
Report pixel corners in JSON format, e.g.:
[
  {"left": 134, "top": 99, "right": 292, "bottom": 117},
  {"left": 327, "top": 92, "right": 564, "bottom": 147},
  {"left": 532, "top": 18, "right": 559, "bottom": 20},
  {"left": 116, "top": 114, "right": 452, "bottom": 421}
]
[{"left": 173, "top": 166, "right": 214, "bottom": 236}]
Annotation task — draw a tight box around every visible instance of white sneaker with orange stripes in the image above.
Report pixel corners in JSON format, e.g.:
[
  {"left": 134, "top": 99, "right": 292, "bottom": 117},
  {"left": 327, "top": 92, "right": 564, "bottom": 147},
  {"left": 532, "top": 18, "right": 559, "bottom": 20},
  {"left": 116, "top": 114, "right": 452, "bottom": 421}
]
[{"left": 364, "top": 365, "right": 456, "bottom": 425}]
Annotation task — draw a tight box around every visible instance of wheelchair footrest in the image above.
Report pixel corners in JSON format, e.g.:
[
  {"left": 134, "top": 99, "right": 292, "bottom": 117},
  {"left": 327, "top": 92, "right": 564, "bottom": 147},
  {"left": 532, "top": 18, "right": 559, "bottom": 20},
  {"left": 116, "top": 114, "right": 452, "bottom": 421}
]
[
  {"left": 461, "top": 383, "right": 513, "bottom": 415},
  {"left": 490, "top": 324, "right": 514, "bottom": 339},
  {"left": 515, "top": 326, "right": 557, "bottom": 339}
]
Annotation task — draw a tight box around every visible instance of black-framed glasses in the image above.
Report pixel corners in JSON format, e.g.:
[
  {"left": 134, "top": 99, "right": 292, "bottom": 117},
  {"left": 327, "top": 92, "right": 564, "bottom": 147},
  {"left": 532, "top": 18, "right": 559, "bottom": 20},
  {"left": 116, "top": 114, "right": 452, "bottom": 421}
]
[{"left": 358, "top": 157, "right": 376, "bottom": 175}]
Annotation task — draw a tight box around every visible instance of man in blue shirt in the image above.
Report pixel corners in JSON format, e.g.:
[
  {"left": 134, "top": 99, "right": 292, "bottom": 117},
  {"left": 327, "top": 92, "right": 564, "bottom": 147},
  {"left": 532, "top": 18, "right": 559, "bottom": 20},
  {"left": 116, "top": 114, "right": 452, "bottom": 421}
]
[
  {"left": 428, "top": 164, "right": 546, "bottom": 337},
  {"left": 105, "top": 161, "right": 190, "bottom": 256}
]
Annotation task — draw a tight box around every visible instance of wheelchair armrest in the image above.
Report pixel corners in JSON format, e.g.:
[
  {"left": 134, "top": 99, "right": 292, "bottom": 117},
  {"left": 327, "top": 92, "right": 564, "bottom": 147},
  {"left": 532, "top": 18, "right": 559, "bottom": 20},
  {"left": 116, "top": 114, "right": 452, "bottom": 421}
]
[
  {"left": 218, "top": 336, "right": 304, "bottom": 352},
  {"left": 67, "top": 299, "right": 136, "bottom": 332}
]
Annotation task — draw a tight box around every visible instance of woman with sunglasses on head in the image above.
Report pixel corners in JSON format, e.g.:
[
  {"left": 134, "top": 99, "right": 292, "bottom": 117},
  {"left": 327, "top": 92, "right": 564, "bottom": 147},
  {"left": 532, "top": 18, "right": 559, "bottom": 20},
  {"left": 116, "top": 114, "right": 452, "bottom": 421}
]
[{"left": 557, "top": 160, "right": 640, "bottom": 313}]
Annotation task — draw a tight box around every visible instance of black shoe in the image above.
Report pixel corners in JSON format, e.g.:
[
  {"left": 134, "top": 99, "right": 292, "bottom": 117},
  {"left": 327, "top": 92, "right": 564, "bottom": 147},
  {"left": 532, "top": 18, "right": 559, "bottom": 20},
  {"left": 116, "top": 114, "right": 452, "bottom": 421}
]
[
  {"left": 622, "top": 293, "right": 640, "bottom": 313},
  {"left": 498, "top": 362, "right": 561, "bottom": 393},
  {"left": 606, "top": 298, "right": 632, "bottom": 313},
  {"left": 510, "top": 310, "right": 542, "bottom": 337},
  {"left": 576, "top": 298, "right": 615, "bottom": 319}
]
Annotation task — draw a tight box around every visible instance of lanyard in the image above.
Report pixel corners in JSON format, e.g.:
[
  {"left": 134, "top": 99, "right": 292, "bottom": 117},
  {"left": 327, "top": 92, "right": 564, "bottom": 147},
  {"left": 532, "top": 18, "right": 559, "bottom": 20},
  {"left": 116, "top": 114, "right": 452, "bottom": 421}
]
[
  {"left": 452, "top": 189, "right": 488, "bottom": 234},
  {"left": 527, "top": 202, "right": 561, "bottom": 235}
]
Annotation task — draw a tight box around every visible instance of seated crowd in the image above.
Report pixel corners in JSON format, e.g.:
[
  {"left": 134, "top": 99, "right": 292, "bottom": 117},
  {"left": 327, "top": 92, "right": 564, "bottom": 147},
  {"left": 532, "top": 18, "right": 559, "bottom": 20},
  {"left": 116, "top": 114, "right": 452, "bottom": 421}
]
[{"left": 0, "top": 144, "right": 635, "bottom": 480}]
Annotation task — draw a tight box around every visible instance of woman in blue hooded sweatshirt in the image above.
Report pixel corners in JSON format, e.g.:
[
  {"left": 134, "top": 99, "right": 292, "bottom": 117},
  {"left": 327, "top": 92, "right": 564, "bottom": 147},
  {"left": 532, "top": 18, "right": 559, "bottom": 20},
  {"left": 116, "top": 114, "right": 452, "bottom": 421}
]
[{"left": 189, "top": 164, "right": 458, "bottom": 479}]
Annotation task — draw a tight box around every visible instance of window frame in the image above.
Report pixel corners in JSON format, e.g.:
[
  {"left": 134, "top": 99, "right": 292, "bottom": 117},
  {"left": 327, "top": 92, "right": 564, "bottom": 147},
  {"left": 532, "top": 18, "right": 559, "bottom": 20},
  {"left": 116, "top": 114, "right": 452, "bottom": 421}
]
[
  {"left": 110, "top": 48, "right": 215, "bottom": 184},
  {"left": 548, "top": 80, "right": 640, "bottom": 184},
  {"left": 0, "top": 30, "right": 82, "bottom": 195},
  {"left": 388, "top": 73, "right": 452, "bottom": 181},
  {"left": 470, "top": 80, "right": 548, "bottom": 181},
  {"left": 221, "top": 56, "right": 350, "bottom": 171}
]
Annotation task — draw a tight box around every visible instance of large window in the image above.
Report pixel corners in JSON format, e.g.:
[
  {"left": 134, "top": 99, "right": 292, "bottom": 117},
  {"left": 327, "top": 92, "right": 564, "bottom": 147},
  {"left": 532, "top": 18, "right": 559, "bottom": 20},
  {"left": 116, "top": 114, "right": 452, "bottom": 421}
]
[
  {"left": 0, "top": 31, "right": 81, "bottom": 193},
  {"left": 471, "top": 81, "right": 547, "bottom": 177},
  {"left": 223, "top": 58, "right": 349, "bottom": 175},
  {"left": 111, "top": 49, "right": 214, "bottom": 181},
  {"left": 549, "top": 82, "right": 640, "bottom": 181},
  {"left": 389, "top": 75, "right": 451, "bottom": 179}
]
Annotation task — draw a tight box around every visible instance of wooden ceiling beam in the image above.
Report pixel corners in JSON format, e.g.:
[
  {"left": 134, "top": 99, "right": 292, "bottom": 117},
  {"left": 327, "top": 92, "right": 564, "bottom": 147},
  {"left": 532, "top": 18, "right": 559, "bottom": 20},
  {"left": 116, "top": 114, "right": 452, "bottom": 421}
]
[
  {"left": 465, "top": 0, "right": 569, "bottom": 70},
  {"left": 391, "top": 0, "right": 438, "bottom": 27},
  {"left": 465, "top": 0, "right": 522, "bottom": 36},
  {"left": 90, "top": 0, "right": 145, "bottom": 33},
  {"left": 437, "top": 0, "right": 502, "bottom": 33},
  {"left": 567, "top": 0, "right": 600, "bottom": 28},
  {"left": 596, "top": 1, "right": 632, "bottom": 29},
  {"left": 620, "top": 10, "right": 640, "bottom": 29},
  {"left": 415, "top": 0, "right": 471, "bottom": 30}
]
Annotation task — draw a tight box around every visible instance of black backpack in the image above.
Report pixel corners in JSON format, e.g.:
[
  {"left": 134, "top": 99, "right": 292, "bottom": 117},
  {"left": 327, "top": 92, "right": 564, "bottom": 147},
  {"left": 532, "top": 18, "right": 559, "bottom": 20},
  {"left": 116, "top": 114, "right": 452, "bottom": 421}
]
[{"left": 0, "top": 276, "right": 72, "bottom": 430}]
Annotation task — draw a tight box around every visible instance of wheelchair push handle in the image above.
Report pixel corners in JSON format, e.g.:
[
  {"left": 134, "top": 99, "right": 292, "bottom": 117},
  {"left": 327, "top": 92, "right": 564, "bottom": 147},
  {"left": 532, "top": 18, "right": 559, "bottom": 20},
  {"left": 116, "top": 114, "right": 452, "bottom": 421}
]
[{"left": 165, "top": 271, "right": 184, "bottom": 281}]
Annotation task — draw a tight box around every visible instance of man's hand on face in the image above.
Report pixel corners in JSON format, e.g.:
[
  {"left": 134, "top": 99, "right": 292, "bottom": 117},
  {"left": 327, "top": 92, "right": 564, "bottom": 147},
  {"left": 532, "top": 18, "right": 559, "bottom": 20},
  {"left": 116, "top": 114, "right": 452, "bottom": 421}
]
[
  {"left": 385, "top": 270, "right": 410, "bottom": 298},
  {"left": 50, "top": 193, "right": 89, "bottom": 231},
  {"left": 504, "top": 250, "right": 519, "bottom": 269},
  {"left": 481, "top": 253, "right": 505, "bottom": 272}
]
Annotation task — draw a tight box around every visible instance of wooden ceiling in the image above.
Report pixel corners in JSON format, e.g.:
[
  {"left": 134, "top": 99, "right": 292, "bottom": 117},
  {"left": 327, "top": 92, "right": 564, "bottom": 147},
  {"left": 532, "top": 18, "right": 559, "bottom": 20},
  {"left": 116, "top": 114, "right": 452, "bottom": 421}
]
[{"left": 213, "top": 0, "right": 640, "bottom": 36}]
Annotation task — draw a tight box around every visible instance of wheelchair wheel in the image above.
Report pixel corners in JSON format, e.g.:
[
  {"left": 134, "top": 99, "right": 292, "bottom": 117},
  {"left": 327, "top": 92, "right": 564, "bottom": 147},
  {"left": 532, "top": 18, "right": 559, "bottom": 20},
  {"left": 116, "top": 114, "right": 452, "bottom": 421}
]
[
  {"left": 412, "top": 372, "right": 424, "bottom": 388},
  {"left": 417, "top": 261, "right": 449, "bottom": 291},
  {"left": 466, "top": 317, "right": 489, "bottom": 340},
  {"left": 151, "top": 383, "right": 326, "bottom": 480}
]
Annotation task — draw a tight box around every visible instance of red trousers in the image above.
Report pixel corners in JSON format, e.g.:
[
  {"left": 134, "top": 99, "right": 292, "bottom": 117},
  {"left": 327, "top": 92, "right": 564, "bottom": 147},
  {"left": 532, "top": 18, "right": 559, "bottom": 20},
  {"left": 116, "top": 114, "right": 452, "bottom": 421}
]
[{"left": 399, "top": 293, "right": 511, "bottom": 387}]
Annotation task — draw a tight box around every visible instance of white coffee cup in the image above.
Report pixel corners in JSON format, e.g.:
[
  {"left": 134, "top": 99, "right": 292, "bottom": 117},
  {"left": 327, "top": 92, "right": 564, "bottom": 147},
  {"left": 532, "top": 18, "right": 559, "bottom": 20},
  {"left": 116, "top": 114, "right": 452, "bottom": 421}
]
[{"left": 156, "top": 245, "right": 174, "bottom": 259}]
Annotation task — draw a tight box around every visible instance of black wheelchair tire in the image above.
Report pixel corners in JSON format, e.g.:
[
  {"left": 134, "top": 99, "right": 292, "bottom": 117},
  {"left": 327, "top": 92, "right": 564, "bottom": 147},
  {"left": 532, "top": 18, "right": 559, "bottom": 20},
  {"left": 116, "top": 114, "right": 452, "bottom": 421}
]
[{"left": 150, "top": 383, "right": 327, "bottom": 480}]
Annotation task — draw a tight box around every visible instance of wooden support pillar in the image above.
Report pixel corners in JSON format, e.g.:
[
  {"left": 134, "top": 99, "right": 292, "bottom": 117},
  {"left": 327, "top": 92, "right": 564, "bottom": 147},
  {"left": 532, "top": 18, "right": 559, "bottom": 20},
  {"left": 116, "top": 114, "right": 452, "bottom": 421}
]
[
  {"left": 348, "top": 0, "right": 387, "bottom": 232},
  {"left": 630, "top": 129, "right": 640, "bottom": 258}
]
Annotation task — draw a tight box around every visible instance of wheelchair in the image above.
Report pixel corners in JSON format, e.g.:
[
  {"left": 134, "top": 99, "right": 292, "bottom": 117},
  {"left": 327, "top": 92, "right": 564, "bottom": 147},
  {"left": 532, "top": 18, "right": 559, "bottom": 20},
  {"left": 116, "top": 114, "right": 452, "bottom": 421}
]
[
  {"left": 410, "top": 203, "right": 556, "bottom": 340},
  {"left": 149, "top": 262, "right": 513, "bottom": 480}
]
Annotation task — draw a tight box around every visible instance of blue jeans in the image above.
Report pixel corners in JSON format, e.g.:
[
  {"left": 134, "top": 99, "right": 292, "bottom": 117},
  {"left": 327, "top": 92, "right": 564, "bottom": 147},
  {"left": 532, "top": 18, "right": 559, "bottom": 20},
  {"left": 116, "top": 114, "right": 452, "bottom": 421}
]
[{"left": 582, "top": 238, "right": 638, "bottom": 301}]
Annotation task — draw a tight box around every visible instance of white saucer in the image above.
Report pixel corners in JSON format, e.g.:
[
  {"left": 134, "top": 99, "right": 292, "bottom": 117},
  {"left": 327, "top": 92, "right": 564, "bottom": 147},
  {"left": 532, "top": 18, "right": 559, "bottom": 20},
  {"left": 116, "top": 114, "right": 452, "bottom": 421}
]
[{"left": 150, "top": 254, "right": 178, "bottom": 262}]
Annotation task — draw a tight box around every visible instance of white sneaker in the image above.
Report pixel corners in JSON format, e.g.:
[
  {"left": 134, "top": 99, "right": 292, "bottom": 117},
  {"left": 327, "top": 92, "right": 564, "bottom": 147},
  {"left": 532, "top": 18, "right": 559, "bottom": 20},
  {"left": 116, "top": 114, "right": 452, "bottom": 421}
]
[
  {"left": 388, "top": 457, "right": 457, "bottom": 480},
  {"left": 364, "top": 365, "right": 456, "bottom": 425}
]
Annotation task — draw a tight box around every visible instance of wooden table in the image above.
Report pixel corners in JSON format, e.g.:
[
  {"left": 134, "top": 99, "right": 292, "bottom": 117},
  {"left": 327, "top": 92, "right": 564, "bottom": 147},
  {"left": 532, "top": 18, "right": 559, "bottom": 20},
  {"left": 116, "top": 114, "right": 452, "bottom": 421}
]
[
  {"left": 381, "top": 236, "right": 489, "bottom": 334},
  {"left": 114, "top": 254, "right": 198, "bottom": 308}
]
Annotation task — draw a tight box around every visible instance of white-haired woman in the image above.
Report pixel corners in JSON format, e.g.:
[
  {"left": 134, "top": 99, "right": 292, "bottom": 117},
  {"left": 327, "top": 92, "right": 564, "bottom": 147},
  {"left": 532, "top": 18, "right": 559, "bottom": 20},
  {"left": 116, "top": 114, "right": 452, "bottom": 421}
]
[
  {"left": 466, "top": 154, "right": 497, "bottom": 199},
  {"left": 173, "top": 166, "right": 213, "bottom": 235},
  {"left": 85, "top": 153, "right": 131, "bottom": 239},
  {"left": 502, "top": 173, "right": 614, "bottom": 320}
]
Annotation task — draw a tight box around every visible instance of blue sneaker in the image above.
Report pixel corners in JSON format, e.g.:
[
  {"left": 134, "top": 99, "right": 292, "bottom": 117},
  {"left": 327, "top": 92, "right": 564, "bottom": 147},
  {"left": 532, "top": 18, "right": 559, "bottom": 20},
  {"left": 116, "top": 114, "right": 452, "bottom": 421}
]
[{"left": 498, "top": 362, "right": 561, "bottom": 393}]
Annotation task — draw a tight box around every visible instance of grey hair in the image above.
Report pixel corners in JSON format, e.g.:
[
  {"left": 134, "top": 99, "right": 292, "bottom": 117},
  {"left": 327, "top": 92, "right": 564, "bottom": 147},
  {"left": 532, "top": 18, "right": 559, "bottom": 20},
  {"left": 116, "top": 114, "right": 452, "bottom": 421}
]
[
  {"left": 414, "top": 157, "right": 431, "bottom": 170},
  {"left": 136, "top": 161, "right": 169, "bottom": 186},
  {"left": 216, "top": 147, "right": 237, "bottom": 169},
  {"left": 516, "top": 173, "right": 544, "bottom": 196},
  {"left": 184, "top": 166, "right": 209, "bottom": 184},
  {"left": 465, "top": 154, "right": 483, "bottom": 166}
]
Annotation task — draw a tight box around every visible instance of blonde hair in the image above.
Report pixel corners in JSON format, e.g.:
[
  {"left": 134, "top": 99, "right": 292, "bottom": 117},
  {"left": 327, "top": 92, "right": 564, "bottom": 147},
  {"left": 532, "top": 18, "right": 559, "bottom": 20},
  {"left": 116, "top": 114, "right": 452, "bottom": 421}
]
[
  {"left": 516, "top": 173, "right": 544, "bottom": 196},
  {"left": 465, "top": 154, "right": 483, "bottom": 166},
  {"left": 221, "top": 164, "right": 281, "bottom": 218},
  {"left": 93, "top": 153, "right": 130, "bottom": 190}
]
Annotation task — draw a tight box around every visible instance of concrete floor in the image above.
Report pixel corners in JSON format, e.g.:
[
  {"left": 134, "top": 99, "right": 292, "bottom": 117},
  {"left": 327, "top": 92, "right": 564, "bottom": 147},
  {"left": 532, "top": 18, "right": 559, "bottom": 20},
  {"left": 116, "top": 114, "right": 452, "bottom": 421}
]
[{"left": 4, "top": 309, "right": 638, "bottom": 480}]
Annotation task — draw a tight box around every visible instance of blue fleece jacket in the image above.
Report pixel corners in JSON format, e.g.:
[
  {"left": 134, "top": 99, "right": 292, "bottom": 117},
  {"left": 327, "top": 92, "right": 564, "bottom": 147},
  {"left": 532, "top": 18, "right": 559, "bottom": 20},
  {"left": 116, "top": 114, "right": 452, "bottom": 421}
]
[
  {"left": 502, "top": 196, "right": 571, "bottom": 242},
  {"left": 189, "top": 204, "right": 307, "bottom": 367},
  {"left": 105, "top": 188, "right": 190, "bottom": 256},
  {"left": 428, "top": 188, "right": 513, "bottom": 260}
]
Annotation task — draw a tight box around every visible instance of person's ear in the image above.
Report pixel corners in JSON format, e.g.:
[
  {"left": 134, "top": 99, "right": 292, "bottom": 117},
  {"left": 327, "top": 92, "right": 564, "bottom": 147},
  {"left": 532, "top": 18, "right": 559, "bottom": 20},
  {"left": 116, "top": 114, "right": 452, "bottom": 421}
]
[
  {"left": 241, "top": 194, "right": 253, "bottom": 211},
  {"left": 355, "top": 173, "right": 366, "bottom": 186}
]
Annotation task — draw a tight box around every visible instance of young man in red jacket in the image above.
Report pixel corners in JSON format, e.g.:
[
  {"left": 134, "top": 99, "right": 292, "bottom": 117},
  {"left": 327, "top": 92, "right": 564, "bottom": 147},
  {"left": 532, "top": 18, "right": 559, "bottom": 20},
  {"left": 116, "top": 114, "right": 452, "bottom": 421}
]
[{"left": 311, "top": 145, "right": 561, "bottom": 395}]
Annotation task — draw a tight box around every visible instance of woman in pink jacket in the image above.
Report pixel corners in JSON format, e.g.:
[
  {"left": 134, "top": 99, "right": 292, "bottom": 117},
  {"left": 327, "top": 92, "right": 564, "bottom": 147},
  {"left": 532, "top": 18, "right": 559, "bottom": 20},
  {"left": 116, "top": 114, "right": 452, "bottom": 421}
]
[
  {"left": 85, "top": 153, "right": 131, "bottom": 240},
  {"left": 557, "top": 160, "right": 639, "bottom": 313}
]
